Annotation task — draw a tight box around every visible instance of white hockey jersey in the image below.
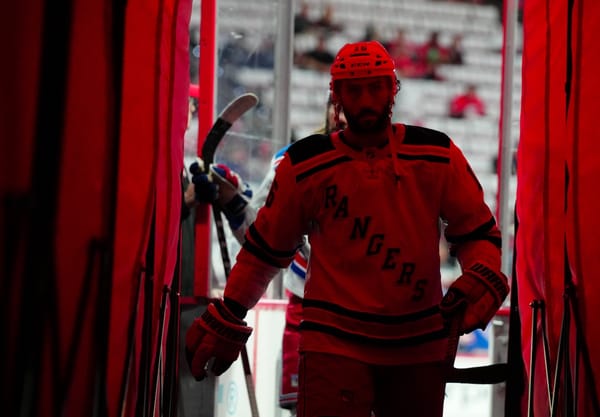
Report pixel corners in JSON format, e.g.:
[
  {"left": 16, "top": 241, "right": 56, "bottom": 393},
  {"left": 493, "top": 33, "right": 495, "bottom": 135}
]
[{"left": 231, "top": 143, "right": 308, "bottom": 298}]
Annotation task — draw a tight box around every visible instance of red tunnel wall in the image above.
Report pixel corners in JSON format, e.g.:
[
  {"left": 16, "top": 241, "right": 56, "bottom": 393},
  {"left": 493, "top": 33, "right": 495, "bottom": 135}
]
[{"left": 1, "top": 0, "right": 192, "bottom": 416}]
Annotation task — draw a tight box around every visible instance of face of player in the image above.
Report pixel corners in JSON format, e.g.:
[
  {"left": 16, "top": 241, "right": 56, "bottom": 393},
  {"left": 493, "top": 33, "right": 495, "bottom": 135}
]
[{"left": 337, "top": 76, "right": 392, "bottom": 135}]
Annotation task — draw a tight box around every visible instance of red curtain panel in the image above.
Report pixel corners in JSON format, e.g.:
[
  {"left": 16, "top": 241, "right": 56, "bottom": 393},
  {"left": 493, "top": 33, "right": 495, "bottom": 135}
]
[{"left": 517, "top": 0, "right": 600, "bottom": 414}]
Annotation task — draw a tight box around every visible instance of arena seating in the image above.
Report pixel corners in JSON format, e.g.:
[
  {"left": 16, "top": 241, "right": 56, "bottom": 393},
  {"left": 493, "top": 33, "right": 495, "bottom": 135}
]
[{"left": 215, "top": 0, "right": 521, "bottom": 215}]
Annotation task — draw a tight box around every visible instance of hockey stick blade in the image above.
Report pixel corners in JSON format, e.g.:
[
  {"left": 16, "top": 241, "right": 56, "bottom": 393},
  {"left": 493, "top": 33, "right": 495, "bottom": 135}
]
[
  {"left": 201, "top": 93, "right": 259, "bottom": 167},
  {"left": 447, "top": 363, "right": 508, "bottom": 384}
]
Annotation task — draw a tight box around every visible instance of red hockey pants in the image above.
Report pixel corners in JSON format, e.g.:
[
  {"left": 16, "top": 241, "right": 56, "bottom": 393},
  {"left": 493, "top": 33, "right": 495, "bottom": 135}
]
[{"left": 297, "top": 352, "right": 446, "bottom": 417}]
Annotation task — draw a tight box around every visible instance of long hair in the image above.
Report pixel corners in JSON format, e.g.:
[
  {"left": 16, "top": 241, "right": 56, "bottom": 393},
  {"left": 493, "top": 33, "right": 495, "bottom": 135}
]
[{"left": 314, "top": 94, "right": 335, "bottom": 134}]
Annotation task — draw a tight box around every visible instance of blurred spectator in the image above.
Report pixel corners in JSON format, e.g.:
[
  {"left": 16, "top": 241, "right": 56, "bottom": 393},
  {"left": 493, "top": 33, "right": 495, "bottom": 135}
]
[
  {"left": 421, "top": 60, "right": 445, "bottom": 81},
  {"left": 385, "top": 28, "right": 414, "bottom": 53},
  {"left": 446, "top": 33, "right": 464, "bottom": 65},
  {"left": 217, "top": 33, "right": 251, "bottom": 108},
  {"left": 416, "top": 31, "right": 449, "bottom": 67},
  {"left": 189, "top": 25, "right": 200, "bottom": 81},
  {"left": 449, "top": 84, "right": 486, "bottom": 118},
  {"left": 249, "top": 35, "right": 275, "bottom": 69},
  {"left": 313, "top": 3, "right": 343, "bottom": 33},
  {"left": 220, "top": 32, "right": 250, "bottom": 67},
  {"left": 297, "top": 35, "right": 335, "bottom": 72},
  {"left": 415, "top": 31, "right": 449, "bottom": 80},
  {"left": 385, "top": 28, "right": 422, "bottom": 78},
  {"left": 294, "top": 1, "right": 314, "bottom": 34},
  {"left": 361, "top": 22, "right": 384, "bottom": 42}
]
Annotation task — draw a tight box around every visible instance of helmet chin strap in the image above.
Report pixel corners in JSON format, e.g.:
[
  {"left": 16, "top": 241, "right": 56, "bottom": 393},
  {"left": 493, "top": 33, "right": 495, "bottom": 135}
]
[
  {"left": 387, "top": 124, "right": 403, "bottom": 184},
  {"left": 386, "top": 102, "right": 403, "bottom": 184}
]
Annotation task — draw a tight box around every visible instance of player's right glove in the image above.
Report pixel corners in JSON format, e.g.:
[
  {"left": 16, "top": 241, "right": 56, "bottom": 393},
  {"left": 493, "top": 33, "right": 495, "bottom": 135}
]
[
  {"left": 440, "top": 262, "right": 509, "bottom": 334},
  {"left": 185, "top": 299, "right": 253, "bottom": 381}
]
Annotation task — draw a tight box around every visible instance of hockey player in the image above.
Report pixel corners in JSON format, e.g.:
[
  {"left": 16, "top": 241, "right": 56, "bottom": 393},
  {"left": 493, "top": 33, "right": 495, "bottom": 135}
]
[
  {"left": 189, "top": 95, "right": 347, "bottom": 414},
  {"left": 185, "top": 41, "right": 509, "bottom": 417}
]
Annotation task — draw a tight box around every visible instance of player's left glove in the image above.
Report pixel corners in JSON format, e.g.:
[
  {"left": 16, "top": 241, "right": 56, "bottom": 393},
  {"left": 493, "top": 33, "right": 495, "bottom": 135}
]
[
  {"left": 440, "top": 262, "right": 509, "bottom": 334},
  {"left": 189, "top": 159, "right": 218, "bottom": 203},
  {"left": 209, "top": 164, "right": 253, "bottom": 228},
  {"left": 185, "top": 299, "right": 253, "bottom": 381}
]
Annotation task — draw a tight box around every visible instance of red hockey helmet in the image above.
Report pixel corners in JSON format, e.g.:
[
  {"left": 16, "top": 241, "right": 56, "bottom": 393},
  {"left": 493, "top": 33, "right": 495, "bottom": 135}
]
[{"left": 330, "top": 41, "right": 399, "bottom": 96}]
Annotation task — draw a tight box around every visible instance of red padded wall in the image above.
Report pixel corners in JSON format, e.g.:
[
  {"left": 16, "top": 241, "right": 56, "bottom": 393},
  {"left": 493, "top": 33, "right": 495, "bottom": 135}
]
[{"left": 1, "top": 0, "right": 192, "bottom": 416}]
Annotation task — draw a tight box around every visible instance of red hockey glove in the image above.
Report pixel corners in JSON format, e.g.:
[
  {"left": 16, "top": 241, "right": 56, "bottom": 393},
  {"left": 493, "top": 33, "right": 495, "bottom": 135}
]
[
  {"left": 440, "top": 262, "right": 509, "bottom": 334},
  {"left": 185, "top": 299, "right": 253, "bottom": 381},
  {"left": 210, "top": 164, "right": 253, "bottom": 228}
]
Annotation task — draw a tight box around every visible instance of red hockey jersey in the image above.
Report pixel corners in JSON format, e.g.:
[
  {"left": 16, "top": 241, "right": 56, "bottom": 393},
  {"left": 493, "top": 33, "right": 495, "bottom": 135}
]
[{"left": 224, "top": 123, "right": 502, "bottom": 365}]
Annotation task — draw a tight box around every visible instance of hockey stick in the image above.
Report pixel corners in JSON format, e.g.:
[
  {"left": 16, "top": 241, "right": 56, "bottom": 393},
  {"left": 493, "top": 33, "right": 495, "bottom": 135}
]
[
  {"left": 201, "top": 93, "right": 259, "bottom": 166},
  {"left": 447, "top": 362, "right": 507, "bottom": 384},
  {"left": 444, "top": 305, "right": 508, "bottom": 385},
  {"left": 443, "top": 303, "right": 465, "bottom": 380},
  {"left": 199, "top": 93, "right": 258, "bottom": 276},
  {"left": 200, "top": 93, "right": 260, "bottom": 417},
  {"left": 200, "top": 93, "right": 259, "bottom": 276}
]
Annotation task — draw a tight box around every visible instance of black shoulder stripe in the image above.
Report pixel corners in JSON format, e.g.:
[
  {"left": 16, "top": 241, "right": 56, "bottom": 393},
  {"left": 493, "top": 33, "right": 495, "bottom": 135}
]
[
  {"left": 483, "top": 235, "right": 502, "bottom": 248},
  {"left": 446, "top": 217, "right": 502, "bottom": 249},
  {"left": 466, "top": 163, "right": 483, "bottom": 190},
  {"left": 242, "top": 240, "right": 287, "bottom": 268},
  {"left": 296, "top": 155, "right": 352, "bottom": 182},
  {"left": 287, "top": 134, "right": 334, "bottom": 165},
  {"left": 404, "top": 125, "right": 451, "bottom": 148}
]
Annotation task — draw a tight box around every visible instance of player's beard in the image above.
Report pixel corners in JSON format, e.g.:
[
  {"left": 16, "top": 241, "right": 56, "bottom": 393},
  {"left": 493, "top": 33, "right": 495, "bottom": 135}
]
[{"left": 344, "top": 107, "right": 390, "bottom": 134}]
